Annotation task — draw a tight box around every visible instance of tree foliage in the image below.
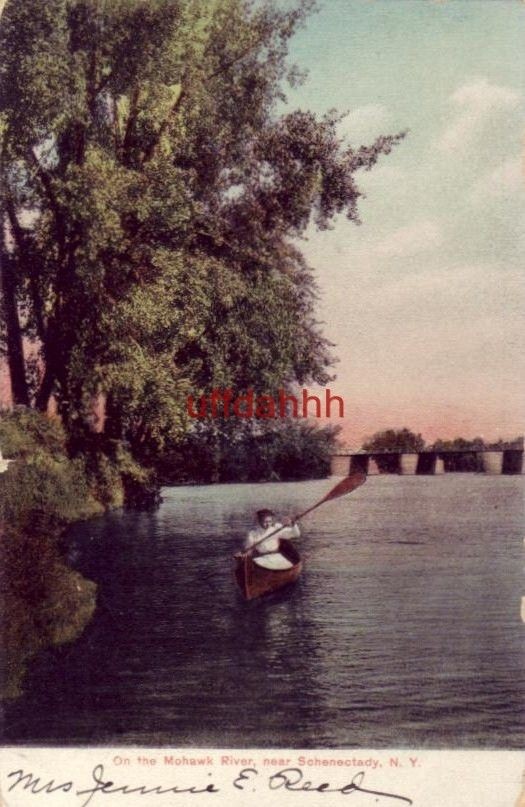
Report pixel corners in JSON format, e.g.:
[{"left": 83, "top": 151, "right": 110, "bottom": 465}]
[
  {"left": 0, "top": 0, "right": 403, "bottom": 472},
  {"left": 362, "top": 428, "right": 425, "bottom": 454},
  {"left": 431, "top": 436, "right": 523, "bottom": 471},
  {"left": 432, "top": 437, "right": 485, "bottom": 452},
  {"left": 0, "top": 408, "right": 99, "bottom": 698},
  {"left": 159, "top": 418, "right": 342, "bottom": 484}
]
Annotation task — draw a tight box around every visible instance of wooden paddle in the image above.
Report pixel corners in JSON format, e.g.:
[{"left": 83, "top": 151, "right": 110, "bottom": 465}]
[{"left": 248, "top": 470, "right": 367, "bottom": 553}]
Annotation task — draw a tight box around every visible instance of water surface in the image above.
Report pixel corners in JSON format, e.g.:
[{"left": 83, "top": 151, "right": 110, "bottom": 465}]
[{"left": 2, "top": 475, "right": 524, "bottom": 748}]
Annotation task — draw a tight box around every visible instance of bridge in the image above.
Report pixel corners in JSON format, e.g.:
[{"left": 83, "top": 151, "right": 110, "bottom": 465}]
[{"left": 330, "top": 447, "right": 525, "bottom": 476}]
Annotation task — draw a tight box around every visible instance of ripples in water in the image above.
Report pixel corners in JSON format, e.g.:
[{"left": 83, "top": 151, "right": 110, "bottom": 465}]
[{"left": 2, "top": 475, "right": 524, "bottom": 748}]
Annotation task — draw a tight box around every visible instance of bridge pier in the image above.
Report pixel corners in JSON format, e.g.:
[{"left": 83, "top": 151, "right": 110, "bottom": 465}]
[
  {"left": 416, "top": 452, "right": 438, "bottom": 474},
  {"left": 478, "top": 451, "right": 504, "bottom": 474},
  {"left": 330, "top": 455, "right": 350, "bottom": 476},
  {"left": 350, "top": 455, "right": 369, "bottom": 474},
  {"left": 417, "top": 454, "right": 445, "bottom": 475},
  {"left": 330, "top": 447, "right": 522, "bottom": 476},
  {"left": 399, "top": 453, "right": 419, "bottom": 475},
  {"left": 502, "top": 450, "right": 525, "bottom": 474},
  {"left": 368, "top": 457, "right": 381, "bottom": 475}
]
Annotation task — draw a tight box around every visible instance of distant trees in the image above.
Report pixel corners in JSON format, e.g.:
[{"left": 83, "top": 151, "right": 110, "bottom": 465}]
[
  {"left": 432, "top": 436, "right": 523, "bottom": 471},
  {"left": 362, "top": 428, "right": 425, "bottom": 453},
  {"left": 433, "top": 436, "right": 523, "bottom": 452},
  {"left": 158, "top": 419, "right": 342, "bottom": 484},
  {"left": 360, "top": 431, "right": 523, "bottom": 473},
  {"left": 432, "top": 437, "right": 484, "bottom": 452},
  {"left": 360, "top": 428, "right": 424, "bottom": 472}
]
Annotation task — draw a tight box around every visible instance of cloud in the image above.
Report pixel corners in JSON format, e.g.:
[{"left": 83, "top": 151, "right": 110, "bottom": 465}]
[
  {"left": 370, "top": 262, "right": 523, "bottom": 312},
  {"left": 471, "top": 156, "right": 524, "bottom": 201},
  {"left": 338, "top": 104, "right": 389, "bottom": 145},
  {"left": 451, "top": 79, "right": 520, "bottom": 111},
  {"left": 436, "top": 78, "right": 521, "bottom": 154},
  {"left": 374, "top": 220, "right": 444, "bottom": 259}
]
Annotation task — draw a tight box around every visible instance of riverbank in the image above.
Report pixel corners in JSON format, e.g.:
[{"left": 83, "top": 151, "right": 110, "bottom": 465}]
[
  {"left": 3, "top": 476, "right": 523, "bottom": 747},
  {"left": 0, "top": 409, "right": 123, "bottom": 698}
]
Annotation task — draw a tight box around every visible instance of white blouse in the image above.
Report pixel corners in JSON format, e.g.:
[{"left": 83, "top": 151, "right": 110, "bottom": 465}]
[{"left": 245, "top": 522, "right": 300, "bottom": 554}]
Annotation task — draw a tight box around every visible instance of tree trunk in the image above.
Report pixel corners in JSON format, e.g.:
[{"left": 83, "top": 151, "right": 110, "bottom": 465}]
[
  {"left": 34, "top": 362, "right": 55, "bottom": 412},
  {"left": 0, "top": 245, "right": 29, "bottom": 406}
]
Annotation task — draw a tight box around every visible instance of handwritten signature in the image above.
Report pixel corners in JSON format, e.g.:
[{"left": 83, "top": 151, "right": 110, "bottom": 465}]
[{"left": 6, "top": 764, "right": 413, "bottom": 805}]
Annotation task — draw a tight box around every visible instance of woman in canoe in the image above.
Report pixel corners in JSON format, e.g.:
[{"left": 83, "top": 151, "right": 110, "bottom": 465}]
[{"left": 244, "top": 509, "right": 300, "bottom": 570}]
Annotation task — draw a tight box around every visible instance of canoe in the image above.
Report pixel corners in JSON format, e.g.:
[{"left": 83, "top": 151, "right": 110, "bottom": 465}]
[{"left": 234, "top": 539, "right": 302, "bottom": 600}]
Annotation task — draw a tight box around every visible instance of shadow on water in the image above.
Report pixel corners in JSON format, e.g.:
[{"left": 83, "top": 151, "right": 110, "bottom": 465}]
[
  {"left": 2, "top": 503, "right": 326, "bottom": 746},
  {"left": 2, "top": 476, "right": 525, "bottom": 748}
]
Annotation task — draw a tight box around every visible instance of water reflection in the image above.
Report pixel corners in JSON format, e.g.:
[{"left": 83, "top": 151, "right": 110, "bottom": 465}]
[{"left": 2, "top": 476, "right": 524, "bottom": 748}]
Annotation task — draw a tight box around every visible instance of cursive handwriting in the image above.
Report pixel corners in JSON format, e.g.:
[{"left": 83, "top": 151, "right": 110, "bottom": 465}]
[
  {"left": 269, "top": 767, "right": 413, "bottom": 804},
  {"left": 77, "top": 765, "right": 220, "bottom": 807},
  {"left": 8, "top": 765, "right": 220, "bottom": 807},
  {"left": 7, "top": 764, "right": 412, "bottom": 805}
]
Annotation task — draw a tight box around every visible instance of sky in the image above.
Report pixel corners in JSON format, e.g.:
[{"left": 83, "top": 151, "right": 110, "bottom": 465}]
[
  {"left": 0, "top": 1, "right": 523, "bottom": 447},
  {"left": 283, "top": 0, "right": 524, "bottom": 446}
]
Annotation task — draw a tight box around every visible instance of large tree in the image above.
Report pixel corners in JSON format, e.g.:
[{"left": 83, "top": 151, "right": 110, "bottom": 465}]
[{"left": 0, "top": 0, "right": 403, "bottom": 463}]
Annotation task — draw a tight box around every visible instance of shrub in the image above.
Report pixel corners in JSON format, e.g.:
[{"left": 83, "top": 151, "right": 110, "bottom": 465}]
[{"left": 0, "top": 409, "right": 102, "bottom": 699}]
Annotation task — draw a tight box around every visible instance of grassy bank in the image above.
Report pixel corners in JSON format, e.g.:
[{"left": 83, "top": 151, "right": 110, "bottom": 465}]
[{"left": 0, "top": 409, "right": 123, "bottom": 698}]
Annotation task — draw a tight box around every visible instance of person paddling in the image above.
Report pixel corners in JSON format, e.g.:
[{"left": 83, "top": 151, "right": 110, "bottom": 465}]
[
  {"left": 233, "top": 474, "right": 367, "bottom": 600},
  {"left": 244, "top": 509, "right": 300, "bottom": 570}
]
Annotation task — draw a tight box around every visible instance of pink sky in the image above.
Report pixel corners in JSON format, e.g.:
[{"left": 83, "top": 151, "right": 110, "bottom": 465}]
[
  {"left": 2, "top": 2, "right": 523, "bottom": 451},
  {"left": 2, "top": 361, "right": 522, "bottom": 450}
]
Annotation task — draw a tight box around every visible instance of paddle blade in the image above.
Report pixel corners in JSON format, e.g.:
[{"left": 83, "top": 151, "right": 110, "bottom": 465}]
[
  {"left": 294, "top": 471, "right": 367, "bottom": 522},
  {"left": 322, "top": 471, "right": 367, "bottom": 503}
]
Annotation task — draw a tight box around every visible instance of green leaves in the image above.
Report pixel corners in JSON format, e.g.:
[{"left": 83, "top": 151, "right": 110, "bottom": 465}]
[
  {"left": 1, "top": 0, "right": 402, "bottom": 480},
  {"left": 160, "top": 418, "right": 342, "bottom": 484}
]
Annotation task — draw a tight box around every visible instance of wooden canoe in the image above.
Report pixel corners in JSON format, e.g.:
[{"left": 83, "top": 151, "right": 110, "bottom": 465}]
[{"left": 234, "top": 539, "right": 302, "bottom": 601}]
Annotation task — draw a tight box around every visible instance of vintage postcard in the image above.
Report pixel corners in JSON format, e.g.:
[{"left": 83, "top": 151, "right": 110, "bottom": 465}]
[{"left": 0, "top": 0, "right": 523, "bottom": 805}]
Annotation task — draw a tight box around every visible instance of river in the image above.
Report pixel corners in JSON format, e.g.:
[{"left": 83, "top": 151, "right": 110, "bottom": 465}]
[{"left": 2, "top": 474, "right": 524, "bottom": 748}]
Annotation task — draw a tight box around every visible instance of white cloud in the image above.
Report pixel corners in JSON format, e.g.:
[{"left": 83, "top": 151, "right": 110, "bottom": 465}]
[
  {"left": 338, "top": 104, "right": 389, "bottom": 145},
  {"left": 471, "top": 156, "right": 524, "bottom": 201},
  {"left": 370, "top": 263, "right": 523, "bottom": 311},
  {"left": 451, "top": 79, "right": 520, "bottom": 111},
  {"left": 437, "top": 78, "right": 521, "bottom": 154},
  {"left": 374, "top": 220, "right": 444, "bottom": 259}
]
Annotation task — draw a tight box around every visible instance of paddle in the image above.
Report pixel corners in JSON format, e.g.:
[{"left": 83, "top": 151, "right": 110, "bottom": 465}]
[{"left": 247, "top": 470, "right": 367, "bottom": 553}]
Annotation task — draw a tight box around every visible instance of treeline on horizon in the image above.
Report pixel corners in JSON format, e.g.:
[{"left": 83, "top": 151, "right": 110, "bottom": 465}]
[{"left": 362, "top": 428, "right": 524, "bottom": 472}]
